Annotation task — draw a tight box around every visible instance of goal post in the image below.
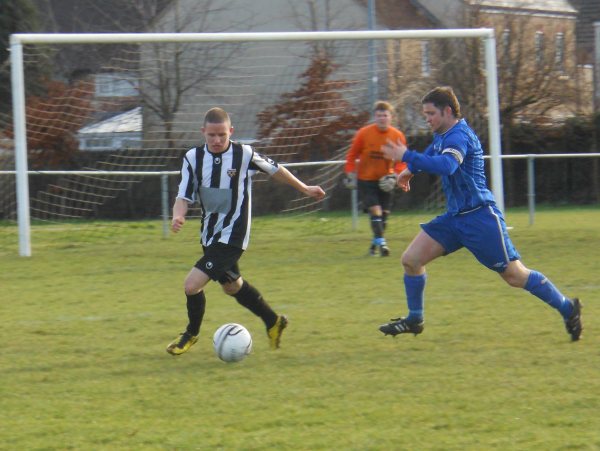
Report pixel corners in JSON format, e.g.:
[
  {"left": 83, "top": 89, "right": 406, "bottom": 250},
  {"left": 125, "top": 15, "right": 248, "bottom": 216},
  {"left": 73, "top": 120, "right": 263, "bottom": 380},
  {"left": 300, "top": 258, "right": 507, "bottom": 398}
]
[{"left": 9, "top": 29, "right": 503, "bottom": 257}]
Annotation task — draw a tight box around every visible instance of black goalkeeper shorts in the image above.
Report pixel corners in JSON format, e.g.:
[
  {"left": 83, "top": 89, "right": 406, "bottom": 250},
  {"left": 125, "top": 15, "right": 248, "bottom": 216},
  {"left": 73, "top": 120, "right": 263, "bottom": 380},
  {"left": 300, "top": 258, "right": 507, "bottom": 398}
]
[{"left": 358, "top": 179, "right": 392, "bottom": 211}]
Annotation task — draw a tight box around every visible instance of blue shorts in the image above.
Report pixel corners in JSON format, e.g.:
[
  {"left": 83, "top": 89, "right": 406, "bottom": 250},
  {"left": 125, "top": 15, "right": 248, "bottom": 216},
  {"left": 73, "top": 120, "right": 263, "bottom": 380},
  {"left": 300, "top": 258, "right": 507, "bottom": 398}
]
[{"left": 421, "top": 204, "right": 520, "bottom": 273}]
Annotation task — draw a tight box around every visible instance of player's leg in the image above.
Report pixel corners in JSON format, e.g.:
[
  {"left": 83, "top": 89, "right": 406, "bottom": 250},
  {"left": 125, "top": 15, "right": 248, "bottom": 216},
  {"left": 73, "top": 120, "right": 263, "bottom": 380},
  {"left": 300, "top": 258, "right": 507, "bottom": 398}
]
[
  {"left": 382, "top": 210, "right": 389, "bottom": 231},
  {"left": 358, "top": 180, "right": 385, "bottom": 256},
  {"left": 166, "top": 267, "right": 210, "bottom": 355},
  {"left": 183, "top": 267, "right": 210, "bottom": 334},
  {"left": 379, "top": 229, "right": 446, "bottom": 337},
  {"left": 463, "top": 205, "right": 582, "bottom": 341},
  {"left": 500, "top": 260, "right": 582, "bottom": 341},
  {"left": 221, "top": 275, "right": 278, "bottom": 329},
  {"left": 377, "top": 189, "right": 393, "bottom": 256},
  {"left": 368, "top": 203, "right": 385, "bottom": 255},
  {"left": 221, "top": 272, "right": 287, "bottom": 349},
  {"left": 168, "top": 243, "right": 244, "bottom": 355},
  {"left": 402, "top": 230, "right": 445, "bottom": 320},
  {"left": 500, "top": 259, "right": 570, "bottom": 316}
]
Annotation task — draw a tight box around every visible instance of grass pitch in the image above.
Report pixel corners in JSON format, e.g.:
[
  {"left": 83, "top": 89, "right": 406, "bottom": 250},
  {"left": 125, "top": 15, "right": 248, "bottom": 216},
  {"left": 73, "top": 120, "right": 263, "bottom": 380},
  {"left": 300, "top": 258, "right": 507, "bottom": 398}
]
[{"left": 1, "top": 207, "right": 599, "bottom": 450}]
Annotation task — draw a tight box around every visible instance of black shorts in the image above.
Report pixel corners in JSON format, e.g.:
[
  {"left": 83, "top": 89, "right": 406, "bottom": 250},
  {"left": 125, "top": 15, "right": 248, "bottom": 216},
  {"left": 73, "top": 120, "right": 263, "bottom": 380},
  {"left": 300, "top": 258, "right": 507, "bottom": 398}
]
[
  {"left": 358, "top": 179, "right": 392, "bottom": 211},
  {"left": 194, "top": 242, "right": 243, "bottom": 284}
]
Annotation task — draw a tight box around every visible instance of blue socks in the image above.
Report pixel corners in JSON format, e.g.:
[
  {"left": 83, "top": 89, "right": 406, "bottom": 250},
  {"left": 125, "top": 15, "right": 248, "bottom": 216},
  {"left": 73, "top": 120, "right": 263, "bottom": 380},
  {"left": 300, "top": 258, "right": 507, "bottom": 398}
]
[
  {"left": 401, "top": 271, "right": 571, "bottom": 325},
  {"left": 405, "top": 273, "right": 426, "bottom": 323},
  {"left": 524, "top": 270, "right": 572, "bottom": 319}
]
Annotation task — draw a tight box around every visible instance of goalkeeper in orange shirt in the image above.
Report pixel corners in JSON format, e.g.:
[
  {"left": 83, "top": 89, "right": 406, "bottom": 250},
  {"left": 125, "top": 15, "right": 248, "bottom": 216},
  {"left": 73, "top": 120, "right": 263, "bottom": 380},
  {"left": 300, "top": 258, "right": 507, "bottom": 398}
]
[{"left": 344, "top": 101, "right": 408, "bottom": 256}]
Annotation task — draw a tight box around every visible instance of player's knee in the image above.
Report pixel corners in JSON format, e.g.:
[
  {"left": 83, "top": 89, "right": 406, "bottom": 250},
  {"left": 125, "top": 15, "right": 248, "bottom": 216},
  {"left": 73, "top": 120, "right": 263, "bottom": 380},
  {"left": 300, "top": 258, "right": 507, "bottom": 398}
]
[
  {"left": 184, "top": 282, "right": 202, "bottom": 296},
  {"left": 221, "top": 278, "right": 243, "bottom": 296},
  {"left": 503, "top": 274, "right": 524, "bottom": 288},
  {"left": 500, "top": 261, "right": 529, "bottom": 288},
  {"left": 401, "top": 251, "right": 421, "bottom": 273}
]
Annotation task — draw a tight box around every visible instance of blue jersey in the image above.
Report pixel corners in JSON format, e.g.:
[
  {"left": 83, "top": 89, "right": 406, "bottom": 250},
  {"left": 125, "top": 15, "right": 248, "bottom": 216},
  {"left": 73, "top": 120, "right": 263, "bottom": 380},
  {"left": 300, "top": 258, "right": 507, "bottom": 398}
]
[{"left": 403, "top": 119, "right": 495, "bottom": 214}]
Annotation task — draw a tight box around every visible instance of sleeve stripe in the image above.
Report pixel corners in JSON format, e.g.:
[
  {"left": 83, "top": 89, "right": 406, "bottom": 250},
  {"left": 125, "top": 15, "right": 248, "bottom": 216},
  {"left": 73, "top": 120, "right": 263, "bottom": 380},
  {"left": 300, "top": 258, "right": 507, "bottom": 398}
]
[
  {"left": 441, "top": 148, "right": 464, "bottom": 164},
  {"left": 250, "top": 150, "right": 279, "bottom": 175},
  {"left": 183, "top": 155, "right": 196, "bottom": 199}
]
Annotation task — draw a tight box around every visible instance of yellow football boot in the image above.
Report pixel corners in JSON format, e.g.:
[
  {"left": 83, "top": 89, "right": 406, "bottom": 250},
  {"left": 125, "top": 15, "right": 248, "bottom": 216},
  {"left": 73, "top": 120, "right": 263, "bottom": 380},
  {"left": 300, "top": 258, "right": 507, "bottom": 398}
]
[
  {"left": 267, "top": 315, "right": 288, "bottom": 349},
  {"left": 166, "top": 331, "right": 198, "bottom": 355}
]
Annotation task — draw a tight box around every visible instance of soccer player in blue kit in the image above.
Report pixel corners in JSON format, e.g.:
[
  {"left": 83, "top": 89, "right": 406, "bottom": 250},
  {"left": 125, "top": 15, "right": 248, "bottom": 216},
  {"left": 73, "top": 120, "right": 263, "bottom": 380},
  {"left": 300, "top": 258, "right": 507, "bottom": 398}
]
[{"left": 378, "top": 86, "right": 582, "bottom": 341}]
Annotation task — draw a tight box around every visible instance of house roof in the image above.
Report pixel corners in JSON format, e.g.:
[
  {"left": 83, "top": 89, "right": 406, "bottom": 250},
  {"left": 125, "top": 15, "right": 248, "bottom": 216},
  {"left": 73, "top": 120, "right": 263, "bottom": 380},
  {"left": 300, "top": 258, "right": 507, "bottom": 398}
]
[
  {"left": 470, "top": 0, "right": 577, "bottom": 15},
  {"left": 78, "top": 108, "right": 141, "bottom": 135}
]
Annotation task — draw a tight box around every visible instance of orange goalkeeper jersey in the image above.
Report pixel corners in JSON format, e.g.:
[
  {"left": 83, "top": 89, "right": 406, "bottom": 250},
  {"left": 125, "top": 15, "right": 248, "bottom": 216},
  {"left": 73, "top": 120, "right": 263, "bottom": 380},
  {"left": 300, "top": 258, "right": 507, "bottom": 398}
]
[{"left": 344, "top": 123, "right": 407, "bottom": 181}]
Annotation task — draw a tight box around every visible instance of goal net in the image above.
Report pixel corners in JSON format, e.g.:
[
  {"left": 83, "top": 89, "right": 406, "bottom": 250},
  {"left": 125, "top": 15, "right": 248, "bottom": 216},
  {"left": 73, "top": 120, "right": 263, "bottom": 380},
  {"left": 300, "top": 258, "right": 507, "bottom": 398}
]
[{"left": 4, "top": 30, "right": 501, "bottom": 256}]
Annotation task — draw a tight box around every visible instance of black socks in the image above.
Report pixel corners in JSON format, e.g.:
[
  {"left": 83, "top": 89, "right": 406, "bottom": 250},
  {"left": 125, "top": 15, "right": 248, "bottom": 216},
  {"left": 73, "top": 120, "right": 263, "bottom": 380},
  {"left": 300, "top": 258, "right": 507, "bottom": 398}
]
[
  {"left": 233, "top": 281, "right": 277, "bottom": 329},
  {"left": 185, "top": 291, "right": 206, "bottom": 336},
  {"left": 370, "top": 215, "right": 384, "bottom": 239}
]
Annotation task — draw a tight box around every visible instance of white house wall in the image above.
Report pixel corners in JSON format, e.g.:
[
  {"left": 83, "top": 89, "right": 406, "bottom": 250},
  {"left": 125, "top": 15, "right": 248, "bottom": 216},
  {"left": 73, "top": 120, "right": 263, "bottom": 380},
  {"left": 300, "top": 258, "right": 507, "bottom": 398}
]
[{"left": 140, "top": 0, "right": 385, "bottom": 152}]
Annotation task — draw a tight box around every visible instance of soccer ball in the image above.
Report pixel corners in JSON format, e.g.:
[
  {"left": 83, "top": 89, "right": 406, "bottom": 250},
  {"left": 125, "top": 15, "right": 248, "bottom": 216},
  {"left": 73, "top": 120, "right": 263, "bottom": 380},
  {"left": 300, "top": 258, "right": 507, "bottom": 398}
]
[
  {"left": 213, "top": 323, "right": 253, "bottom": 363},
  {"left": 378, "top": 174, "right": 397, "bottom": 192}
]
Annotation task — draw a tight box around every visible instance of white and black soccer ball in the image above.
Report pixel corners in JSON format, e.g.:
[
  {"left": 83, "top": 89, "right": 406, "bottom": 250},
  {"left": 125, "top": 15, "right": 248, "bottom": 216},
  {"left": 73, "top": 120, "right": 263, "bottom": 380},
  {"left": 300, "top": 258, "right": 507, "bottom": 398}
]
[
  {"left": 378, "top": 174, "right": 397, "bottom": 192},
  {"left": 213, "top": 323, "right": 253, "bottom": 363}
]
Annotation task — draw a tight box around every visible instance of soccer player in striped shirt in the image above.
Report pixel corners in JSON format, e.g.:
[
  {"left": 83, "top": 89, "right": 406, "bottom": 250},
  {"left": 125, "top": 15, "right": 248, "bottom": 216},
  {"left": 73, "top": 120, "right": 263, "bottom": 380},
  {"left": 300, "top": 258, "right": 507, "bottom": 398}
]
[
  {"left": 378, "top": 86, "right": 582, "bottom": 342},
  {"left": 166, "top": 107, "right": 326, "bottom": 355}
]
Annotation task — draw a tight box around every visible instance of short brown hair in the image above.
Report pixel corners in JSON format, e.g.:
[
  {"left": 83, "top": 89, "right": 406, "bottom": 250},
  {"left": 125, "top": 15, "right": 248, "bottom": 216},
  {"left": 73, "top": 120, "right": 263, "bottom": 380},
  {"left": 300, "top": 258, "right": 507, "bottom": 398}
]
[
  {"left": 373, "top": 100, "right": 394, "bottom": 114},
  {"left": 204, "top": 107, "right": 231, "bottom": 126},
  {"left": 421, "top": 87, "right": 461, "bottom": 118}
]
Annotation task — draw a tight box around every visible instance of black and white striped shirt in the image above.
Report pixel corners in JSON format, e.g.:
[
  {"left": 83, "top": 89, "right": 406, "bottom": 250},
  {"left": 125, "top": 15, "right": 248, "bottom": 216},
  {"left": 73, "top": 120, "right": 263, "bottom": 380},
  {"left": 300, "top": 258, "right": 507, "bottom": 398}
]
[{"left": 176, "top": 141, "right": 279, "bottom": 249}]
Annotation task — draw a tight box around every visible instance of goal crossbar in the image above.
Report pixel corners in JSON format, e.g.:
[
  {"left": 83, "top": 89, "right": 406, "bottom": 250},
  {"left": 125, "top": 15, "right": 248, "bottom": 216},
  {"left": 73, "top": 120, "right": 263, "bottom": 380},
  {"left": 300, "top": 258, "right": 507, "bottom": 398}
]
[
  {"left": 10, "top": 29, "right": 503, "bottom": 257},
  {"left": 11, "top": 29, "right": 494, "bottom": 44}
]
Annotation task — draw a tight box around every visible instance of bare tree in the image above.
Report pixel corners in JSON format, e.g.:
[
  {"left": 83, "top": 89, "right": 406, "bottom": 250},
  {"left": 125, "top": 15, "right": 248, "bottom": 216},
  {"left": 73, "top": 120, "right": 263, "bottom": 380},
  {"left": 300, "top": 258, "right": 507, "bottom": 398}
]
[
  {"left": 137, "top": 0, "right": 245, "bottom": 150},
  {"left": 31, "top": 0, "right": 252, "bottom": 151}
]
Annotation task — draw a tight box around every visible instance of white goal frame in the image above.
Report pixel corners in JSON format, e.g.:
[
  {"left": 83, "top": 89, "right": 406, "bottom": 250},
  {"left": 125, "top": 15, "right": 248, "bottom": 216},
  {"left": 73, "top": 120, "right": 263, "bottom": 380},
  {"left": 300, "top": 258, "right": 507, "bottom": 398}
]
[{"left": 10, "top": 29, "right": 503, "bottom": 257}]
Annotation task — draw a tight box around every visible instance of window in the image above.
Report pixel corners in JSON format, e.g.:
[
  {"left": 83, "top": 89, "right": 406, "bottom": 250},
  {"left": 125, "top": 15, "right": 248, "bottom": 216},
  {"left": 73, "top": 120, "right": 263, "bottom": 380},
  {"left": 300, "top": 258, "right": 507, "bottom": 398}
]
[
  {"left": 502, "top": 29, "right": 511, "bottom": 56},
  {"left": 535, "top": 31, "right": 545, "bottom": 68},
  {"left": 121, "top": 138, "right": 142, "bottom": 150},
  {"left": 554, "top": 32, "right": 564, "bottom": 72},
  {"left": 501, "top": 29, "right": 512, "bottom": 74},
  {"left": 421, "top": 41, "right": 431, "bottom": 77},
  {"left": 95, "top": 73, "right": 139, "bottom": 98},
  {"left": 84, "top": 137, "right": 115, "bottom": 150}
]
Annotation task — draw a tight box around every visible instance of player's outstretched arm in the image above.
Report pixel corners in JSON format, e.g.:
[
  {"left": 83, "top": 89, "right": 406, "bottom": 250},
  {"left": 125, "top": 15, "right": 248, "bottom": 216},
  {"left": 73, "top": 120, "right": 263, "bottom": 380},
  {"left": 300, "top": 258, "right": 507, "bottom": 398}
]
[{"left": 272, "top": 165, "right": 326, "bottom": 200}]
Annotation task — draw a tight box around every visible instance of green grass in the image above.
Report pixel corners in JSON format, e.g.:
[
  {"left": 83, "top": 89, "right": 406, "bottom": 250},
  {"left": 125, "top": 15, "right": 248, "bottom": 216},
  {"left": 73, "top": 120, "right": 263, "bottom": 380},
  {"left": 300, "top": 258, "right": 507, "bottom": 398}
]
[{"left": 1, "top": 207, "right": 599, "bottom": 450}]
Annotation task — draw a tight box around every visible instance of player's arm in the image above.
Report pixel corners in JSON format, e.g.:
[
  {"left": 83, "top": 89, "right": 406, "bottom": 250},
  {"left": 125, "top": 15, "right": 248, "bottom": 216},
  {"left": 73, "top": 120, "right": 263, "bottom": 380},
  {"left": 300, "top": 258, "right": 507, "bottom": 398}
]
[
  {"left": 342, "top": 131, "right": 363, "bottom": 189},
  {"left": 397, "top": 168, "right": 413, "bottom": 192},
  {"left": 172, "top": 152, "right": 197, "bottom": 233},
  {"left": 272, "top": 165, "right": 326, "bottom": 200},
  {"left": 344, "top": 130, "right": 363, "bottom": 174},
  {"left": 382, "top": 139, "right": 460, "bottom": 176},
  {"left": 171, "top": 197, "right": 189, "bottom": 233},
  {"left": 402, "top": 150, "right": 460, "bottom": 176},
  {"left": 250, "top": 150, "right": 325, "bottom": 200},
  {"left": 392, "top": 132, "right": 408, "bottom": 175}
]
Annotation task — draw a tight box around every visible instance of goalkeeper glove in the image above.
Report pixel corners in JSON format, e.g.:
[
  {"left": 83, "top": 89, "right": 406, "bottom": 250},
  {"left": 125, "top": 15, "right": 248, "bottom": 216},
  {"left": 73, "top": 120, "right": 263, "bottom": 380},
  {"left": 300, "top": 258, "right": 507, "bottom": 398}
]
[
  {"left": 343, "top": 172, "right": 357, "bottom": 189},
  {"left": 378, "top": 174, "right": 397, "bottom": 192}
]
